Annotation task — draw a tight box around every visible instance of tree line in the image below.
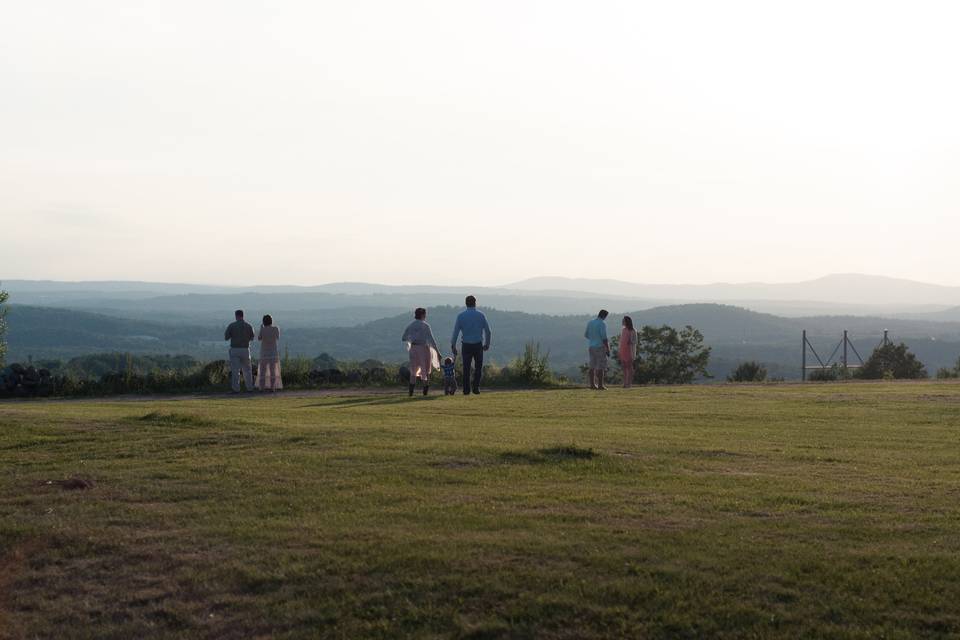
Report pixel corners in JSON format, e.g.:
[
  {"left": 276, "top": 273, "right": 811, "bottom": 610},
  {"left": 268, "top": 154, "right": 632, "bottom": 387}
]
[
  {"left": 0, "top": 281, "right": 953, "bottom": 393},
  {"left": 728, "top": 340, "right": 931, "bottom": 382}
]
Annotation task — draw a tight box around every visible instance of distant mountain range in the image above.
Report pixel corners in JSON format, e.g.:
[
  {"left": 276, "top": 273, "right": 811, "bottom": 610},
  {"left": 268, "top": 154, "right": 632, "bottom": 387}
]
[
  {"left": 5, "top": 274, "right": 960, "bottom": 380},
  {"left": 6, "top": 274, "right": 960, "bottom": 319},
  {"left": 505, "top": 274, "right": 960, "bottom": 307}
]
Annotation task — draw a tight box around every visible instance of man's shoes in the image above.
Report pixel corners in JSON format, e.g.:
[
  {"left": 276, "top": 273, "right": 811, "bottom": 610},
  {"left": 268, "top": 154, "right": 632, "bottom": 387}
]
[
  {"left": 598, "top": 385, "right": 607, "bottom": 391},
  {"left": 463, "top": 389, "right": 471, "bottom": 395},
  {"left": 472, "top": 387, "right": 480, "bottom": 395}
]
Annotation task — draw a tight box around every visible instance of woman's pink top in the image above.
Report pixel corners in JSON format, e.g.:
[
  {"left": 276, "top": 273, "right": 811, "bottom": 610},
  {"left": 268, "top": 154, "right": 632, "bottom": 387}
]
[
  {"left": 618, "top": 328, "right": 637, "bottom": 362},
  {"left": 258, "top": 325, "right": 281, "bottom": 360}
]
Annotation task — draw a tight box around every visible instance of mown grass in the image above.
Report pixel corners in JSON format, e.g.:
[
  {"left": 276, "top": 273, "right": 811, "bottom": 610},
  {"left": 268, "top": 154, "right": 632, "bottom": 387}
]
[{"left": 1, "top": 382, "right": 959, "bottom": 638}]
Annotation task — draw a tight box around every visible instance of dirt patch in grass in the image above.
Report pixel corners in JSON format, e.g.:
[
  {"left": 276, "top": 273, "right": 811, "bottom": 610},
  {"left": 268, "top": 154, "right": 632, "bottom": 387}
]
[
  {"left": 39, "top": 477, "right": 95, "bottom": 491},
  {"left": 167, "top": 433, "right": 261, "bottom": 449},
  {"left": 431, "top": 458, "right": 485, "bottom": 469},
  {"left": 685, "top": 449, "right": 750, "bottom": 458}
]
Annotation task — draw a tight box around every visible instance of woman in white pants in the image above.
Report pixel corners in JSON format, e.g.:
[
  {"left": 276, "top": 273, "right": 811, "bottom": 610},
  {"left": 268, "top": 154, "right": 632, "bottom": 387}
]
[{"left": 257, "top": 314, "right": 283, "bottom": 391}]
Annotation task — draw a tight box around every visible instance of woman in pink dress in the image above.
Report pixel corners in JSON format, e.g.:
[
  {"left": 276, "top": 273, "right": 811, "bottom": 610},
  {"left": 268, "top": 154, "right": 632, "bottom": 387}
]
[
  {"left": 618, "top": 315, "right": 638, "bottom": 388},
  {"left": 401, "top": 307, "right": 441, "bottom": 396},
  {"left": 257, "top": 314, "right": 283, "bottom": 391}
]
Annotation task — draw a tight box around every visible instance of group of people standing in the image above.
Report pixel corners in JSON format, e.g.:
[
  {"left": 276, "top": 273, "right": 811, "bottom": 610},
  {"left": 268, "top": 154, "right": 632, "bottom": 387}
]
[
  {"left": 223, "top": 297, "right": 638, "bottom": 395},
  {"left": 224, "top": 310, "right": 283, "bottom": 393},
  {"left": 401, "top": 295, "right": 491, "bottom": 396},
  {"left": 583, "top": 309, "right": 638, "bottom": 390}
]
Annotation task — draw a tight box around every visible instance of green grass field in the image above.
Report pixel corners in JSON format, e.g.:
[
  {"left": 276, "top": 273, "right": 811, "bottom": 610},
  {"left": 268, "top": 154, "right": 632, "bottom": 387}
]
[{"left": 2, "top": 382, "right": 960, "bottom": 639}]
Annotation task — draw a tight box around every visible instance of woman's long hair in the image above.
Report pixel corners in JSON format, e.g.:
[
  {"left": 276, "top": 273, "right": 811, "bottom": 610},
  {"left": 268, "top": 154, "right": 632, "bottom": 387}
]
[{"left": 622, "top": 315, "right": 634, "bottom": 331}]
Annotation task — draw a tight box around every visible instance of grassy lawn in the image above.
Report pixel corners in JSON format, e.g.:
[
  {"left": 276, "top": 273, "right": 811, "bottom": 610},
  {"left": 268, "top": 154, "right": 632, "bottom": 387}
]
[{"left": 2, "top": 382, "right": 960, "bottom": 639}]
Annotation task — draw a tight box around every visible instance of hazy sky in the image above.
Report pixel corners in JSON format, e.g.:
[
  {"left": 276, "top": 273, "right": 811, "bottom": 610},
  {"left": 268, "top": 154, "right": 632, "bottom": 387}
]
[{"left": 2, "top": 1, "right": 958, "bottom": 286}]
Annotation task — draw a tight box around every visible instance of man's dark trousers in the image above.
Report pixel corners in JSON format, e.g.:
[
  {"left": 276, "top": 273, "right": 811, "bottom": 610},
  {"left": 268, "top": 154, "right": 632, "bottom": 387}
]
[{"left": 461, "top": 342, "right": 484, "bottom": 394}]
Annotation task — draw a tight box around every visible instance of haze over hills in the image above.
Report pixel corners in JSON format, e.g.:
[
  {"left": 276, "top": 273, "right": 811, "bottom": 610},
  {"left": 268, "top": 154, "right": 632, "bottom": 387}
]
[
  {"left": 6, "top": 273, "right": 960, "bottom": 380},
  {"left": 3, "top": 290, "right": 652, "bottom": 326},
  {"left": 7, "top": 273, "right": 960, "bottom": 319},
  {"left": 505, "top": 274, "right": 960, "bottom": 307}
]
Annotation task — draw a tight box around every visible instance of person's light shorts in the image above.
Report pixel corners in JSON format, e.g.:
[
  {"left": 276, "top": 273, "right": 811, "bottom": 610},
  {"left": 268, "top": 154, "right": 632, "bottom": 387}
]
[{"left": 588, "top": 346, "right": 608, "bottom": 370}]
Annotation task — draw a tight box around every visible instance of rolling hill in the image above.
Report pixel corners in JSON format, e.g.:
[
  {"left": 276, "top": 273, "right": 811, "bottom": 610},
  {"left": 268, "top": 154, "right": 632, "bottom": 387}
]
[
  {"left": 7, "top": 303, "right": 960, "bottom": 380},
  {"left": 7, "top": 274, "right": 960, "bottom": 319},
  {"left": 506, "top": 273, "right": 960, "bottom": 306}
]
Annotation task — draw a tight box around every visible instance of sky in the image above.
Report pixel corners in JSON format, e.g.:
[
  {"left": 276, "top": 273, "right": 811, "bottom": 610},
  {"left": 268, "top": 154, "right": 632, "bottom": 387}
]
[{"left": 2, "top": 0, "right": 958, "bottom": 287}]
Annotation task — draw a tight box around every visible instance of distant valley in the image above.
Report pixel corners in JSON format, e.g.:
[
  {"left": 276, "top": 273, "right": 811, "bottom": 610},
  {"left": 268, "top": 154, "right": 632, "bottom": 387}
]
[{"left": 7, "top": 277, "right": 960, "bottom": 380}]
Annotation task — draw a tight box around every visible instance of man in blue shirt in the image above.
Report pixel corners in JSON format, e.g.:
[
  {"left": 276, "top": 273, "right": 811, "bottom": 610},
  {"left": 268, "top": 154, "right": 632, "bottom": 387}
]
[
  {"left": 584, "top": 309, "right": 610, "bottom": 390},
  {"left": 451, "top": 295, "right": 492, "bottom": 395}
]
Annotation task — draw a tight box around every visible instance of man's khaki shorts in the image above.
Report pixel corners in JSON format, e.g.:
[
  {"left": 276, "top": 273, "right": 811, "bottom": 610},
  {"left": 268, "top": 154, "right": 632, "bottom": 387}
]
[{"left": 588, "top": 346, "right": 608, "bottom": 370}]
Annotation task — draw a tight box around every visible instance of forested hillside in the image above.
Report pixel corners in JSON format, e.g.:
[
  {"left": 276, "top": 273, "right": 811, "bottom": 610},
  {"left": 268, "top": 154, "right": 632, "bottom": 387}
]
[{"left": 8, "top": 303, "right": 960, "bottom": 380}]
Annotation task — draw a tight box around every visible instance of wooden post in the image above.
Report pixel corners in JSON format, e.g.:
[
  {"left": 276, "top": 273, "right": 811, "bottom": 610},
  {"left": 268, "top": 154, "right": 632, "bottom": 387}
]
[
  {"left": 802, "top": 330, "right": 807, "bottom": 381},
  {"left": 843, "top": 330, "right": 848, "bottom": 370}
]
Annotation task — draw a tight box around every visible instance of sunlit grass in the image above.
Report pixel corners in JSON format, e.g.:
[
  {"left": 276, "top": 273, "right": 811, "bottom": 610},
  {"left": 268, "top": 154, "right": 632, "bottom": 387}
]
[{"left": 2, "top": 382, "right": 959, "bottom": 638}]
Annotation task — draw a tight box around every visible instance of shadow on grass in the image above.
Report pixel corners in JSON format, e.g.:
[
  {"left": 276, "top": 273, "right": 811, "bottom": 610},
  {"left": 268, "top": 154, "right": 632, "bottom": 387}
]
[
  {"left": 134, "top": 411, "right": 218, "bottom": 427},
  {"left": 499, "top": 445, "right": 598, "bottom": 465},
  {"left": 297, "top": 395, "right": 442, "bottom": 409},
  {"left": 674, "top": 448, "right": 750, "bottom": 458}
]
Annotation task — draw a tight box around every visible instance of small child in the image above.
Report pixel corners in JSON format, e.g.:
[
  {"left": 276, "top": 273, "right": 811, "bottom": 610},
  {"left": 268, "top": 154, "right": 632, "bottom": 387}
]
[{"left": 441, "top": 356, "right": 458, "bottom": 395}]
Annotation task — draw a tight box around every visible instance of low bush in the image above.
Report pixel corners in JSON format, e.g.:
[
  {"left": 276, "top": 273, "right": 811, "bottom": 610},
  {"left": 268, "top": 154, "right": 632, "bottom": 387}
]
[
  {"left": 502, "top": 342, "right": 555, "bottom": 387},
  {"left": 2, "top": 344, "right": 569, "bottom": 398},
  {"left": 727, "top": 361, "right": 767, "bottom": 383},
  {"left": 936, "top": 357, "right": 960, "bottom": 379},
  {"left": 807, "top": 364, "right": 856, "bottom": 382}
]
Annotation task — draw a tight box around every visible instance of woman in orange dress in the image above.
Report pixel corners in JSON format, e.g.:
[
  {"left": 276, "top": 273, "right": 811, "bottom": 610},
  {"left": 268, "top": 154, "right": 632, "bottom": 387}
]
[{"left": 618, "top": 315, "right": 638, "bottom": 388}]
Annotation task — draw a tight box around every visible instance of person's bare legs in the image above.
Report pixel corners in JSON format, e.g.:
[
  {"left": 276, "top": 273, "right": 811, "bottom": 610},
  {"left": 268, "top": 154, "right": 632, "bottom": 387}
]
[
  {"left": 588, "top": 368, "right": 598, "bottom": 390},
  {"left": 597, "top": 370, "right": 607, "bottom": 390},
  {"left": 623, "top": 362, "right": 633, "bottom": 388}
]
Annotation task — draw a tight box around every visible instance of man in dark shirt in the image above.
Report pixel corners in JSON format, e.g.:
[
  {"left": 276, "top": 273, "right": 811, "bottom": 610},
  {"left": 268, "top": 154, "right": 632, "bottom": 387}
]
[{"left": 224, "top": 309, "right": 255, "bottom": 393}]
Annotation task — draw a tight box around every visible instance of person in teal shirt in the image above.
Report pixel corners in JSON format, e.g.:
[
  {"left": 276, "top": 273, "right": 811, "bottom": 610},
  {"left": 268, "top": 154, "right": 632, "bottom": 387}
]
[{"left": 584, "top": 309, "right": 610, "bottom": 390}]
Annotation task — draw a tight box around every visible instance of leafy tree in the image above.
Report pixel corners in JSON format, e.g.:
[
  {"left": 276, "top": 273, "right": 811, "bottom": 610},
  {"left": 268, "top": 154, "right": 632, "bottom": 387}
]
[
  {"left": 727, "top": 361, "right": 767, "bottom": 383},
  {"left": 859, "top": 342, "right": 927, "bottom": 380},
  {"left": 312, "top": 353, "right": 339, "bottom": 369},
  {"left": 629, "top": 324, "right": 711, "bottom": 384},
  {"left": 0, "top": 285, "right": 8, "bottom": 367}
]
